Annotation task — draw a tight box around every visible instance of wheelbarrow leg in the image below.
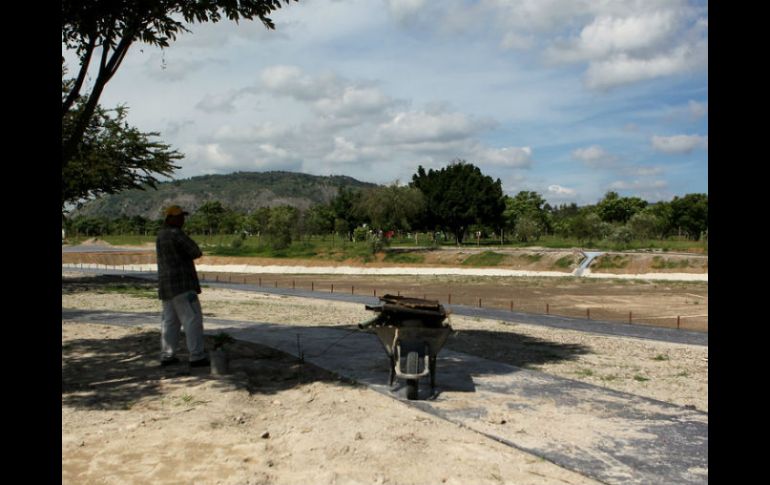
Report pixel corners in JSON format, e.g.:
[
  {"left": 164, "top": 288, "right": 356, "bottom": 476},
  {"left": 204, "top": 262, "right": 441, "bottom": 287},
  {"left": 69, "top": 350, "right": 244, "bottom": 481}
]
[{"left": 429, "top": 355, "right": 437, "bottom": 390}]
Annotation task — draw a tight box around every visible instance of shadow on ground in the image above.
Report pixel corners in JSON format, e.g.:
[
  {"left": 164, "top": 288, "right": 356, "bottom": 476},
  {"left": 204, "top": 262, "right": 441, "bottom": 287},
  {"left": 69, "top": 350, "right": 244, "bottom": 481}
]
[
  {"left": 444, "top": 329, "right": 591, "bottom": 369},
  {"left": 62, "top": 326, "right": 350, "bottom": 411}
]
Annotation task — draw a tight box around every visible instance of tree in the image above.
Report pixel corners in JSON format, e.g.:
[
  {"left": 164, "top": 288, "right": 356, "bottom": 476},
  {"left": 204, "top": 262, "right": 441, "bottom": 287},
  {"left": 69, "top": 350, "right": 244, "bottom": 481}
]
[
  {"left": 267, "top": 206, "right": 299, "bottom": 249},
  {"left": 570, "top": 212, "right": 603, "bottom": 243},
  {"left": 62, "top": 72, "right": 182, "bottom": 210},
  {"left": 61, "top": 105, "right": 181, "bottom": 210},
  {"left": 596, "top": 191, "right": 648, "bottom": 224},
  {"left": 330, "top": 187, "right": 365, "bottom": 240},
  {"left": 411, "top": 161, "right": 505, "bottom": 244},
  {"left": 503, "top": 191, "right": 550, "bottom": 239},
  {"left": 62, "top": 0, "right": 296, "bottom": 166},
  {"left": 669, "top": 193, "right": 708, "bottom": 239},
  {"left": 196, "top": 201, "right": 228, "bottom": 235},
  {"left": 355, "top": 184, "right": 425, "bottom": 233}
]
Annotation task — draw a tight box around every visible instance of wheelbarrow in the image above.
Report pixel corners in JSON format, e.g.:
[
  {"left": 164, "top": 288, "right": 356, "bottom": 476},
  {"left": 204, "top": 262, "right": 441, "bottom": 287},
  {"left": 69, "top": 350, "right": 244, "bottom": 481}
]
[{"left": 359, "top": 295, "right": 452, "bottom": 400}]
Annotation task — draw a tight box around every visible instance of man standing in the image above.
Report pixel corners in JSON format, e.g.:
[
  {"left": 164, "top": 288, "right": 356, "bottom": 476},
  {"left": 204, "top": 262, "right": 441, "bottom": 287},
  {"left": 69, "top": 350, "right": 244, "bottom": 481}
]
[{"left": 156, "top": 205, "right": 209, "bottom": 368}]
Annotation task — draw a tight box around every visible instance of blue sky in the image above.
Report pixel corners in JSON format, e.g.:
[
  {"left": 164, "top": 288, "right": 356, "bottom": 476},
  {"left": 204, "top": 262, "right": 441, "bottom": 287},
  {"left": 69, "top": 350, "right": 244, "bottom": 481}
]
[{"left": 63, "top": 0, "right": 708, "bottom": 206}]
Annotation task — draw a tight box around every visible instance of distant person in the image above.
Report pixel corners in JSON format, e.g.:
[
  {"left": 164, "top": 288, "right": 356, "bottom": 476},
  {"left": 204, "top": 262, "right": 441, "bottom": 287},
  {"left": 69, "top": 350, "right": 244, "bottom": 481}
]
[{"left": 156, "top": 205, "right": 209, "bottom": 368}]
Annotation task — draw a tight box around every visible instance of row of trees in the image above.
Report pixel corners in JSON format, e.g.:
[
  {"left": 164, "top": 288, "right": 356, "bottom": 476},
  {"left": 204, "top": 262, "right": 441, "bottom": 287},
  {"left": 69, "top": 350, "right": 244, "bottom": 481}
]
[{"left": 66, "top": 161, "right": 708, "bottom": 247}]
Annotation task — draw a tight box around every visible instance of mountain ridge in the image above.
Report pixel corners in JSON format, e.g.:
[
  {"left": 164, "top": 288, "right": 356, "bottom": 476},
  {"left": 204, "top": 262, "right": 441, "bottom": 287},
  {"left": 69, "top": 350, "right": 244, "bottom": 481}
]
[{"left": 73, "top": 170, "right": 378, "bottom": 218}]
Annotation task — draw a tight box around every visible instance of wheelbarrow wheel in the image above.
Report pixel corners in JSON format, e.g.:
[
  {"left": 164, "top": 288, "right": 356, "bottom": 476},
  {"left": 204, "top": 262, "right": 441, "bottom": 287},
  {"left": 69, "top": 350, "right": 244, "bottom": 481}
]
[{"left": 406, "top": 351, "right": 419, "bottom": 400}]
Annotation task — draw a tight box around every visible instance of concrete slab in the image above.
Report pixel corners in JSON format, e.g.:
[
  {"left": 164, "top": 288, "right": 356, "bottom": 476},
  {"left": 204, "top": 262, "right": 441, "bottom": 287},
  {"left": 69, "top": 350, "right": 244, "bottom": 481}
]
[{"left": 62, "top": 308, "right": 708, "bottom": 484}]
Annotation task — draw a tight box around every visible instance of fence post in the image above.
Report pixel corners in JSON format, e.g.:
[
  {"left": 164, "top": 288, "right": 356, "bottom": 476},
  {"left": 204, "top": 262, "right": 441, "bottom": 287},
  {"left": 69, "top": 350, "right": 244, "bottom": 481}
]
[
  {"left": 293, "top": 280, "right": 296, "bottom": 289},
  {"left": 546, "top": 303, "right": 549, "bottom": 314},
  {"left": 259, "top": 277, "right": 262, "bottom": 286},
  {"left": 629, "top": 311, "right": 632, "bottom": 324},
  {"left": 351, "top": 285, "right": 354, "bottom": 295},
  {"left": 373, "top": 289, "right": 376, "bottom": 297},
  {"left": 274, "top": 281, "right": 278, "bottom": 288},
  {"left": 510, "top": 300, "right": 513, "bottom": 312},
  {"left": 228, "top": 274, "right": 231, "bottom": 283},
  {"left": 331, "top": 284, "right": 334, "bottom": 293},
  {"left": 478, "top": 298, "right": 482, "bottom": 308},
  {"left": 312, "top": 281, "right": 314, "bottom": 291},
  {"left": 448, "top": 293, "right": 451, "bottom": 305},
  {"left": 586, "top": 308, "right": 590, "bottom": 320},
  {"left": 677, "top": 316, "right": 681, "bottom": 329},
  {"left": 215, "top": 274, "right": 219, "bottom": 282}
]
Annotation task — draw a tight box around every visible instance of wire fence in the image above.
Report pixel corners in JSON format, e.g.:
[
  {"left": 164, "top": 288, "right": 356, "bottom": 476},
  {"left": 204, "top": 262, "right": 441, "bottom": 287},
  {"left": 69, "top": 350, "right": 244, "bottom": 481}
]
[{"left": 62, "top": 262, "right": 706, "bottom": 333}]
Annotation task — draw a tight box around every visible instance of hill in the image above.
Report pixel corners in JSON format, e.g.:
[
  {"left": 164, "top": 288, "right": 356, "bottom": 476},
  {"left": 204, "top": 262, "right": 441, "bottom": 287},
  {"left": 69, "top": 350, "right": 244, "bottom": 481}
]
[{"left": 72, "top": 171, "right": 378, "bottom": 218}]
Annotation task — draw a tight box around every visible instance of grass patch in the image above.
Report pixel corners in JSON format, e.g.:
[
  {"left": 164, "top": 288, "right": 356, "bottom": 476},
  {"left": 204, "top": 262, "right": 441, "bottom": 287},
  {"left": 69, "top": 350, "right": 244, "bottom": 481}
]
[
  {"left": 98, "top": 284, "right": 157, "bottom": 299},
  {"left": 554, "top": 256, "right": 575, "bottom": 269},
  {"left": 593, "top": 254, "right": 630, "bottom": 269},
  {"left": 519, "top": 253, "right": 543, "bottom": 263},
  {"left": 575, "top": 368, "right": 594, "bottom": 378},
  {"left": 462, "top": 251, "right": 506, "bottom": 267},
  {"left": 382, "top": 252, "right": 425, "bottom": 264},
  {"left": 633, "top": 375, "right": 650, "bottom": 382},
  {"left": 653, "top": 354, "right": 670, "bottom": 361},
  {"left": 651, "top": 256, "right": 692, "bottom": 269}
]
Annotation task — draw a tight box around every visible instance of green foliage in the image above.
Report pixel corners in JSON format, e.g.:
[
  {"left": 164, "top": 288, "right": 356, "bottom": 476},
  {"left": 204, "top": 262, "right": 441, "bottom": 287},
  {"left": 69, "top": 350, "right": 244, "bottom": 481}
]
[
  {"left": 554, "top": 256, "right": 575, "bottom": 268},
  {"left": 61, "top": 98, "right": 182, "bottom": 209},
  {"left": 355, "top": 184, "right": 425, "bottom": 231},
  {"left": 352, "top": 226, "right": 369, "bottom": 242},
  {"left": 596, "top": 191, "right": 647, "bottom": 223},
  {"left": 462, "top": 251, "right": 506, "bottom": 267},
  {"left": 593, "top": 254, "right": 630, "bottom": 269},
  {"left": 513, "top": 215, "right": 541, "bottom": 242},
  {"left": 669, "top": 193, "right": 708, "bottom": 240},
  {"left": 503, "top": 191, "right": 550, "bottom": 237},
  {"left": 411, "top": 160, "right": 505, "bottom": 244},
  {"left": 62, "top": 1, "right": 297, "bottom": 168},
  {"left": 213, "top": 332, "right": 235, "bottom": 350},
  {"left": 651, "top": 256, "right": 691, "bottom": 269},
  {"left": 382, "top": 252, "right": 425, "bottom": 264}
]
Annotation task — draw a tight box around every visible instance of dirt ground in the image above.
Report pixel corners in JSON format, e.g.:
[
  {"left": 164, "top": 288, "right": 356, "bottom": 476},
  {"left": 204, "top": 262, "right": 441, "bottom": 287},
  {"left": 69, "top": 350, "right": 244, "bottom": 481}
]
[
  {"left": 62, "top": 246, "right": 708, "bottom": 331},
  {"left": 62, "top": 273, "right": 707, "bottom": 485}
]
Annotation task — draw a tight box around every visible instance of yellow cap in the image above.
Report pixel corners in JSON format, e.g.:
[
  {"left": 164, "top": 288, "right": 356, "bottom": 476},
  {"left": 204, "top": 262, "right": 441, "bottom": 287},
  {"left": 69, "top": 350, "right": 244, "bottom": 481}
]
[{"left": 164, "top": 205, "right": 189, "bottom": 216}]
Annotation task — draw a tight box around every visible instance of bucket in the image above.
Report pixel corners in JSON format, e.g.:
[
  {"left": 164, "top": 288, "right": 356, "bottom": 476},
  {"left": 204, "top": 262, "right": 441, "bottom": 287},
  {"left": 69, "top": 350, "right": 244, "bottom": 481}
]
[{"left": 210, "top": 349, "right": 229, "bottom": 375}]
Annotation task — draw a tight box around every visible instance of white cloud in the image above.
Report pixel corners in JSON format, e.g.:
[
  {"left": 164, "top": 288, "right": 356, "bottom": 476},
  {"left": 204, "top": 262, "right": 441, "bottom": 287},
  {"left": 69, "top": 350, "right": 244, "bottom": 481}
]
[
  {"left": 630, "top": 166, "right": 664, "bottom": 177},
  {"left": 184, "top": 143, "right": 234, "bottom": 168},
  {"left": 384, "top": 0, "right": 429, "bottom": 22},
  {"left": 546, "top": 12, "right": 678, "bottom": 64},
  {"left": 608, "top": 179, "right": 667, "bottom": 191},
  {"left": 688, "top": 100, "right": 708, "bottom": 119},
  {"left": 651, "top": 134, "right": 707, "bottom": 154},
  {"left": 571, "top": 145, "right": 618, "bottom": 167},
  {"left": 195, "top": 90, "right": 240, "bottom": 113},
  {"left": 584, "top": 38, "right": 707, "bottom": 91},
  {"left": 548, "top": 184, "right": 576, "bottom": 196},
  {"left": 475, "top": 146, "right": 532, "bottom": 168},
  {"left": 376, "top": 110, "right": 488, "bottom": 145},
  {"left": 213, "top": 123, "right": 292, "bottom": 144}
]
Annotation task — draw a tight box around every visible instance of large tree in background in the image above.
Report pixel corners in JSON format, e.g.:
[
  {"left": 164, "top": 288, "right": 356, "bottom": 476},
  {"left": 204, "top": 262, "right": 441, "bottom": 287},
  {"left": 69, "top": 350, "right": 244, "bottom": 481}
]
[
  {"left": 355, "top": 184, "right": 425, "bottom": 232},
  {"left": 596, "top": 191, "right": 648, "bottom": 224},
  {"left": 62, "top": 0, "right": 296, "bottom": 165},
  {"left": 411, "top": 161, "right": 505, "bottom": 244},
  {"left": 669, "top": 193, "right": 708, "bottom": 239}
]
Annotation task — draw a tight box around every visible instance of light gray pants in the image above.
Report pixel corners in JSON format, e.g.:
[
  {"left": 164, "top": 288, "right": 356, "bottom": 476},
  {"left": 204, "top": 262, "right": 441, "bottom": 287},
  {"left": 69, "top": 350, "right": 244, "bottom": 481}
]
[{"left": 161, "top": 291, "right": 207, "bottom": 361}]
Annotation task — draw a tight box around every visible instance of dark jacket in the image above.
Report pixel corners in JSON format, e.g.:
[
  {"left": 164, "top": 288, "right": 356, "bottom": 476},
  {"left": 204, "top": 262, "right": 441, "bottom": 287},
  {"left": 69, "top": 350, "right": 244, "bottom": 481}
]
[{"left": 156, "top": 225, "right": 202, "bottom": 300}]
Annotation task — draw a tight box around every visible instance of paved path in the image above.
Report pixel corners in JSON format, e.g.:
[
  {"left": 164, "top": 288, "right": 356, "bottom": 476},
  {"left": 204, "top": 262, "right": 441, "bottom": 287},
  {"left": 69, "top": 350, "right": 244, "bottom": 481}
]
[{"left": 62, "top": 308, "right": 708, "bottom": 485}]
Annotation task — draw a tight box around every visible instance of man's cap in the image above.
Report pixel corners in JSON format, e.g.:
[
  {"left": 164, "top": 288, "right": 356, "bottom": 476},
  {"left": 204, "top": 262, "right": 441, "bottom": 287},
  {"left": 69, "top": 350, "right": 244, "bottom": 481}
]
[{"left": 164, "top": 205, "right": 189, "bottom": 217}]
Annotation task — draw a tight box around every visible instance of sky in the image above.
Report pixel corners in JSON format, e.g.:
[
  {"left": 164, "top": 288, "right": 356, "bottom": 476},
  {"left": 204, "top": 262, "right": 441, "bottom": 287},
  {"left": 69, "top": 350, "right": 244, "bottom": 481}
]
[{"left": 62, "top": 0, "right": 708, "bottom": 207}]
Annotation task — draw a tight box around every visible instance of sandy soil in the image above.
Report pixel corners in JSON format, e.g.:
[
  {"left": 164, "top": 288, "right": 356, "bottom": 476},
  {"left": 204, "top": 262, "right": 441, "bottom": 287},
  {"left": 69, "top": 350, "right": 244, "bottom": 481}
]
[{"left": 62, "top": 273, "right": 707, "bottom": 484}]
